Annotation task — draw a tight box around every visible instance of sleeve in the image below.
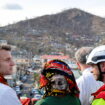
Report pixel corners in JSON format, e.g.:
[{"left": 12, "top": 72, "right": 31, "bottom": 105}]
[{"left": 0, "top": 88, "right": 22, "bottom": 105}]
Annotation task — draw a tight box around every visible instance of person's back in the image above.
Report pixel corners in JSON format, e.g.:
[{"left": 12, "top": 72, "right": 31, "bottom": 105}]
[{"left": 75, "top": 47, "right": 103, "bottom": 105}]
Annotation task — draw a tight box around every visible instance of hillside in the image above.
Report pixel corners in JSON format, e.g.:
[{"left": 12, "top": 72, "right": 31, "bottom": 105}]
[{"left": 0, "top": 8, "right": 105, "bottom": 56}]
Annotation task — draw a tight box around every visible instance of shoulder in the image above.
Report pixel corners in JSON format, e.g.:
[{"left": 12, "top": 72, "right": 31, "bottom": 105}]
[
  {"left": 76, "top": 76, "right": 83, "bottom": 83},
  {"left": 77, "top": 71, "right": 95, "bottom": 84},
  {"left": 92, "top": 84, "right": 105, "bottom": 99},
  {"left": 0, "top": 83, "right": 21, "bottom": 105},
  {"left": 76, "top": 74, "right": 88, "bottom": 86},
  {"left": 65, "top": 95, "right": 81, "bottom": 105},
  {"left": 92, "top": 98, "right": 105, "bottom": 105},
  {"left": 35, "top": 96, "right": 59, "bottom": 105},
  {"left": 35, "top": 99, "right": 49, "bottom": 105},
  {"left": 0, "top": 83, "right": 10, "bottom": 89},
  {"left": 95, "top": 91, "right": 105, "bottom": 100},
  {"left": 0, "top": 83, "right": 14, "bottom": 95},
  {"left": 0, "top": 83, "right": 16, "bottom": 94}
]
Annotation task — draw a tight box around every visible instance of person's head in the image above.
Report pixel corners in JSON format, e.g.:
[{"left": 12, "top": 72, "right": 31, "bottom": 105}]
[
  {"left": 0, "top": 44, "right": 15, "bottom": 76},
  {"left": 86, "top": 45, "right": 105, "bottom": 82},
  {"left": 75, "top": 47, "right": 93, "bottom": 71},
  {"left": 40, "top": 59, "right": 79, "bottom": 98}
]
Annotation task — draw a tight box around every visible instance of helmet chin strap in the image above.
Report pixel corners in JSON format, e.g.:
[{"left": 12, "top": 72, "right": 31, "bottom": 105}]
[{"left": 97, "top": 63, "right": 105, "bottom": 81}]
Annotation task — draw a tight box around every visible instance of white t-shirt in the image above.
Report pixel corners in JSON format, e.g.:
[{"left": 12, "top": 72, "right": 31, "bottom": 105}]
[
  {"left": 76, "top": 67, "right": 104, "bottom": 105},
  {"left": 0, "top": 83, "right": 22, "bottom": 105}
]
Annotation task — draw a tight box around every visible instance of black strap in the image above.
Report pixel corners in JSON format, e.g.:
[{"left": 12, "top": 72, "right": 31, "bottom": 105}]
[
  {"left": 97, "top": 63, "right": 103, "bottom": 81},
  {"left": 101, "top": 72, "right": 105, "bottom": 74}
]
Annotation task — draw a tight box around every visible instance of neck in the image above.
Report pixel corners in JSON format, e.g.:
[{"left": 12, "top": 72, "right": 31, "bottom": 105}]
[{"left": 79, "top": 63, "right": 91, "bottom": 72}]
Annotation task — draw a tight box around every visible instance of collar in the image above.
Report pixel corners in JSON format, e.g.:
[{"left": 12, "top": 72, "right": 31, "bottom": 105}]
[
  {"left": 82, "top": 67, "right": 92, "bottom": 74},
  {"left": 0, "top": 74, "right": 8, "bottom": 85}
]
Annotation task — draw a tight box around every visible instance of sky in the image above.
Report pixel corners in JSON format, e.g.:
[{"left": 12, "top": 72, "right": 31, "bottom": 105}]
[{"left": 0, "top": 0, "right": 105, "bottom": 26}]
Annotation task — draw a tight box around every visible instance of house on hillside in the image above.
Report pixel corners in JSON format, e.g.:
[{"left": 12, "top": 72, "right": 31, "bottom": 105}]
[{"left": 40, "top": 53, "right": 70, "bottom": 63}]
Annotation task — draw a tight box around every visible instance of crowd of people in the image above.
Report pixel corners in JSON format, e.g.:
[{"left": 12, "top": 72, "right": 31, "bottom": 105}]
[{"left": 0, "top": 44, "right": 105, "bottom": 105}]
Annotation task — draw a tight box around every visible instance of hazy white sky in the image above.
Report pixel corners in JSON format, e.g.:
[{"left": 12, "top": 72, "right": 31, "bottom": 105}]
[{"left": 0, "top": 0, "right": 105, "bottom": 26}]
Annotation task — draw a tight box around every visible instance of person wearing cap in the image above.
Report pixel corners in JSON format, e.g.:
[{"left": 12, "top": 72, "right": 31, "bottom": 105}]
[
  {"left": 0, "top": 45, "right": 22, "bottom": 105},
  {"left": 75, "top": 47, "right": 104, "bottom": 105},
  {"left": 35, "top": 59, "right": 81, "bottom": 105},
  {"left": 86, "top": 45, "right": 105, "bottom": 105}
]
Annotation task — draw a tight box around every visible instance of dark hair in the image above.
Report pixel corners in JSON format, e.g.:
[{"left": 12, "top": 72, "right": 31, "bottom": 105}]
[
  {"left": 75, "top": 47, "right": 93, "bottom": 64},
  {"left": 0, "top": 45, "right": 11, "bottom": 51}
]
